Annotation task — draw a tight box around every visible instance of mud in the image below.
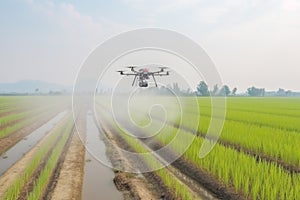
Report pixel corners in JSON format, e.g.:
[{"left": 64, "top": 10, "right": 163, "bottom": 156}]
[
  {"left": 98, "top": 120, "right": 164, "bottom": 200},
  {"left": 81, "top": 114, "right": 123, "bottom": 200}
]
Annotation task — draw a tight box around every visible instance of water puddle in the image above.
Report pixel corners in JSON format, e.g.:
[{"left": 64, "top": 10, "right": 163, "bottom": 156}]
[
  {"left": 82, "top": 113, "right": 122, "bottom": 200},
  {"left": 0, "top": 111, "right": 67, "bottom": 176}
]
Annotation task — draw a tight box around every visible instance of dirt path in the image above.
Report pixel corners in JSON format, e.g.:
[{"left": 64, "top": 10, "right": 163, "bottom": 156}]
[
  {"left": 50, "top": 126, "right": 85, "bottom": 200},
  {"left": 49, "top": 110, "right": 86, "bottom": 200}
]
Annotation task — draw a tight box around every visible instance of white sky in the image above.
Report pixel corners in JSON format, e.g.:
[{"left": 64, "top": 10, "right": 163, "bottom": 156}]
[{"left": 0, "top": 0, "right": 299, "bottom": 92}]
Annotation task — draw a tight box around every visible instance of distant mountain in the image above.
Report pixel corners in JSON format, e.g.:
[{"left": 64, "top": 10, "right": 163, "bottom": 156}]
[{"left": 0, "top": 80, "right": 72, "bottom": 94}]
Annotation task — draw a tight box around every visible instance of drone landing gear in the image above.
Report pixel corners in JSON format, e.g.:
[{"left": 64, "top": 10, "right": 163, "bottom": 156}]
[
  {"left": 151, "top": 74, "right": 158, "bottom": 87},
  {"left": 132, "top": 75, "right": 138, "bottom": 86}
]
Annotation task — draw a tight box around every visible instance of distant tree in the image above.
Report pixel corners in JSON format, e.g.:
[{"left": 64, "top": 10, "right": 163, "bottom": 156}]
[
  {"left": 286, "top": 90, "right": 292, "bottom": 96},
  {"left": 276, "top": 88, "right": 286, "bottom": 96},
  {"left": 232, "top": 87, "right": 237, "bottom": 96},
  {"left": 35, "top": 88, "right": 39, "bottom": 93},
  {"left": 220, "top": 85, "right": 231, "bottom": 96},
  {"left": 173, "top": 83, "right": 181, "bottom": 94},
  {"left": 247, "top": 87, "right": 265, "bottom": 96},
  {"left": 197, "top": 81, "right": 209, "bottom": 96},
  {"left": 212, "top": 84, "right": 219, "bottom": 96}
]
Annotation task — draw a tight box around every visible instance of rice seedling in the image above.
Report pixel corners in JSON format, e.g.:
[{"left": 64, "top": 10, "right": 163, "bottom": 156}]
[
  {"left": 27, "top": 120, "right": 73, "bottom": 199},
  {"left": 2, "top": 117, "right": 72, "bottom": 200}
]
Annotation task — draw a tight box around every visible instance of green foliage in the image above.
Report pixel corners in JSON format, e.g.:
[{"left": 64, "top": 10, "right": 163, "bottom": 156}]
[
  {"left": 96, "top": 96, "right": 300, "bottom": 200},
  {"left": 219, "top": 85, "right": 231, "bottom": 96},
  {"left": 197, "top": 81, "right": 209, "bottom": 96},
  {"left": 247, "top": 86, "right": 265, "bottom": 96}
]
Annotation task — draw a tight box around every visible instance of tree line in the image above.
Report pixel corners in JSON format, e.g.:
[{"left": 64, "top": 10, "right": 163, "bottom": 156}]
[
  {"left": 147, "top": 81, "right": 296, "bottom": 97},
  {"left": 196, "top": 81, "right": 237, "bottom": 96},
  {"left": 97, "top": 81, "right": 299, "bottom": 97},
  {"left": 196, "top": 81, "right": 298, "bottom": 96}
]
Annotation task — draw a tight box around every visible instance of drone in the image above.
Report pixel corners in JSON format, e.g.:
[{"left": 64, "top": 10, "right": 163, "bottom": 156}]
[{"left": 117, "top": 66, "right": 170, "bottom": 87}]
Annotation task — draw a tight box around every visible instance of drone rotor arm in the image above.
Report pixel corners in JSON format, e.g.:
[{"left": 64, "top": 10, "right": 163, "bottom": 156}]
[{"left": 151, "top": 71, "right": 169, "bottom": 76}]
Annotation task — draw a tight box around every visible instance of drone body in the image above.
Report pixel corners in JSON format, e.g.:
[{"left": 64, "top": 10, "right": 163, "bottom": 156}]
[{"left": 117, "top": 66, "right": 170, "bottom": 87}]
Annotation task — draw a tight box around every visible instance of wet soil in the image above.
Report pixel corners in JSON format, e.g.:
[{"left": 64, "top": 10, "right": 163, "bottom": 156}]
[
  {"left": 98, "top": 120, "right": 166, "bottom": 200},
  {"left": 82, "top": 114, "right": 123, "bottom": 200}
]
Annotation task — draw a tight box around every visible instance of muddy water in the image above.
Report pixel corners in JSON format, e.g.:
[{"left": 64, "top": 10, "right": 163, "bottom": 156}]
[
  {"left": 82, "top": 114, "right": 122, "bottom": 200},
  {"left": 0, "top": 111, "right": 67, "bottom": 176}
]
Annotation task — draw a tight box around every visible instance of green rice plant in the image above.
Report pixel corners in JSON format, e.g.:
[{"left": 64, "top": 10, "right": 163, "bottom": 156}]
[
  {"left": 2, "top": 116, "right": 72, "bottom": 200},
  {"left": 156, "top": 97, "right": 300, "bottom": 131},
  {"left": 130, "top": 97, "right": 300, "bottom": 168},
  {"left": 27, "top": 120, "right": 73, "bottom": 199},
  {"left": 99, "top": 109, "right": 199, "bottom": 200},
  {"left": 96, "top": 96, "right": 300, "bottom": 199},
  {"left": 0, "top": 104, "right": 63, "bottom": 138},
  {"left": 152, "top": 122, "right": 300, "bottom": 199},
  {"left": 3, "top": 144, "right": 48, "bottom": 200},
  {"left": 113, "top": 102, "right": 300, "bottom": 200}
]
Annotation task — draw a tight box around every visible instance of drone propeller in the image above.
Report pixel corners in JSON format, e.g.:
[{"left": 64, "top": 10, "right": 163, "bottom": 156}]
[
  {"left": 159, "top": 66, "right": 168, "bottom": 72},
  {"left": 117, "top": 70, "right": 125, "bottom": 75},
  {"left": 126, "top": 66, "right": 137, "bottom": 71}
]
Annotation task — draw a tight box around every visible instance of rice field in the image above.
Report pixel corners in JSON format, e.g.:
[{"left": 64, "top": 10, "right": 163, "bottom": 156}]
[
  {"left": 96, "top": 96, "right": 300, "bottom": 200},
  {"left": 0, "top": 95, "right": 299, "bottom": 199}
]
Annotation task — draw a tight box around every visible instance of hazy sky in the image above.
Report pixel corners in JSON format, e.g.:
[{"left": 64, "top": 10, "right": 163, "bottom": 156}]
[{"left": 1, "top": 0, "right": 299, "bottom": 92}]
